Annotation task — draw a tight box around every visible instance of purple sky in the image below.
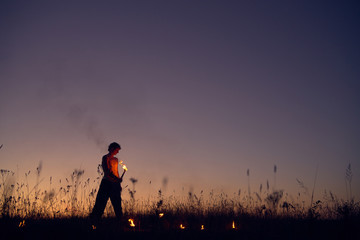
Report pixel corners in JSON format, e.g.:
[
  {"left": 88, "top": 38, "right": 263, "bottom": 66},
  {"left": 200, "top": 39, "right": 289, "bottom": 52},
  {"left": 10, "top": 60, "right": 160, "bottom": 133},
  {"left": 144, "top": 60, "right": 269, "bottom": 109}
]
[{"left": 1, "top": 1, "right": 359, "bottom": 202}]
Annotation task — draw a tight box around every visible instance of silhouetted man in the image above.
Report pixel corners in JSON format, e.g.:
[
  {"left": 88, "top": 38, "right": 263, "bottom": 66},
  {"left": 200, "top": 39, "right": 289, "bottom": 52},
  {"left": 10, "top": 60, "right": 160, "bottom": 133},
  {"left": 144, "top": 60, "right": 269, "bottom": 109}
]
[{"left": 90, "top": 142, "right": 124, "bottom": 221}]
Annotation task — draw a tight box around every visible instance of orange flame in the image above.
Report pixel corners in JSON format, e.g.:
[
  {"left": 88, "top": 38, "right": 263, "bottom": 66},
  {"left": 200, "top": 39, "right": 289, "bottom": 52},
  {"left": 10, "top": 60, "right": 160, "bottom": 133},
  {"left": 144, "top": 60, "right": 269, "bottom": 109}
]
[
  {"left": 232, "top": 221, "right": 236, "bottom": 229},
  {"left": 159, "top": 213, "right": 164, "bottom": 218},
  {"left": 122, "top": 164, "right": 128, "bottom": 171},
  {"left": 128, "top": 219, "right": 135, "bottom": 227},
  {"left": 180, "top": 224, "right": 186, "bottom": 229},
  {"left": 19, "top": 220, "right": 25, "bottom": 228},
  {"left": 201, "top": 225, "right": 205, "bottom": 230},
  {"left": 119, "top": 160, "right": 128, "bottom": 171},
  {"left": 91, "top": 225, "right": 96, "bottom": 230}
]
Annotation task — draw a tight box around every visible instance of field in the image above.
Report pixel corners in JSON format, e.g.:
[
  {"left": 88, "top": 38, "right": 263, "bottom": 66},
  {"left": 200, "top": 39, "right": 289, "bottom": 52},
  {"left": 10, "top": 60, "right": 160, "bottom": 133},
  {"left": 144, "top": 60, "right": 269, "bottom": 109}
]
[{"left": 1, "top": 165, "right": 359, "bottom": 239}]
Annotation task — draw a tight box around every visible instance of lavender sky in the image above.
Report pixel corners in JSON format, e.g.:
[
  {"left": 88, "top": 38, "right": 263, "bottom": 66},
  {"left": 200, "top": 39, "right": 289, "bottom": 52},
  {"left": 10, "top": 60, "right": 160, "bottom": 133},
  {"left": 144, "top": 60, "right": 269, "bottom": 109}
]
[{"left": 1, "top": 1, "right": 359, "bottom": 202}]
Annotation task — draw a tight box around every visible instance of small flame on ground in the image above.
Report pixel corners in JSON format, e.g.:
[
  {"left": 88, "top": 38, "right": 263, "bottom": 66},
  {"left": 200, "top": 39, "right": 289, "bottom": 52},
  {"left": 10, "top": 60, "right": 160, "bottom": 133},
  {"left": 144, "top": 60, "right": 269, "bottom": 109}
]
[
  {"left": 91, "top": 225, "right": 96, "bottom": 230},
  {"left": 180, "top": 224, "right": 186, "bottom": 229},
  {"left": 19, "top": 220, "right": 25, "bottom": 228},
  {"left": 159, "top": 213, "right": 164, "bottom": 218},
  {"left": 232, "top": 221, "right": 236, "bottom": 229},
  {"left": 128, "top": 219, "right": 135, "bottom": 227},
  {"left": 201, "top": 225, "right": 205, "bottom": 230}
]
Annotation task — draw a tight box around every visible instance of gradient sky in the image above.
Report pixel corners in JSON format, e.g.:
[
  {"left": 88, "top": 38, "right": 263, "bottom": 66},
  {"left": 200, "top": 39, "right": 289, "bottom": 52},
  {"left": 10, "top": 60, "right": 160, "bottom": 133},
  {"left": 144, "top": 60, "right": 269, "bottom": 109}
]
[{"left": 1, "top": 1, "right": 359, "bottom": 202}]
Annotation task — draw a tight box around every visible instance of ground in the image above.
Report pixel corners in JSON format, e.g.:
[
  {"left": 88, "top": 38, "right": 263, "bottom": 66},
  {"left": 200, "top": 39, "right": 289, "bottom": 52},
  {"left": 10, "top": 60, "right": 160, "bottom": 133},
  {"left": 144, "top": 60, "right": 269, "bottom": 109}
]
[{"left": 1, "top": 217, "right": 359, "bottom": 240}]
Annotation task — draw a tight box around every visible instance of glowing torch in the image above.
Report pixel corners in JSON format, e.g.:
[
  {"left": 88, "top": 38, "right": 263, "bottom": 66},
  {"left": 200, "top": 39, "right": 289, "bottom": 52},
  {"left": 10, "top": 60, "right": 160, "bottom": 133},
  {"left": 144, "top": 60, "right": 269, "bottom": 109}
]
[{"left": 119, "top": 160, "right": 128, "bottom": 178}]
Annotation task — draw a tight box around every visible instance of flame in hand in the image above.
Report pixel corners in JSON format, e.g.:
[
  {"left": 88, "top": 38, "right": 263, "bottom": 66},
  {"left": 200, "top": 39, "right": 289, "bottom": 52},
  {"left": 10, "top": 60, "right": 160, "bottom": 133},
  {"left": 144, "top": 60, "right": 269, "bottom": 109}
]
[
  {"left": 122, "top": 164, "right": 128, "bottom": 171},
  {"left": 119, "top": 160, "right": 128, "bottom": 171}
]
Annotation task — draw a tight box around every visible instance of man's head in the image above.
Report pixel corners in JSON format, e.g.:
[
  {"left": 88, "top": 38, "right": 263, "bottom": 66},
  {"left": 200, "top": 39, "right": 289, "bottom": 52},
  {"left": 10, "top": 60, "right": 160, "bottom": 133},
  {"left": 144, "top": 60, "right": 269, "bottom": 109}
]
[{"left": 108, "top": 142, "right": 121, "bottom": 153}]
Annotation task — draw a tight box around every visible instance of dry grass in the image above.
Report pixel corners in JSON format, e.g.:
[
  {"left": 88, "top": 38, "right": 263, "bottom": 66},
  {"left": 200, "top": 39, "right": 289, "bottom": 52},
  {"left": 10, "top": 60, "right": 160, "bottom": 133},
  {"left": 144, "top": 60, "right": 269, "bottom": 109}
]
[
  {"left": 1, "top": 163, "right": 359, "bottom": 222},
  {"left": 0, "top": 165, "right": 359, "bottom": 239}
]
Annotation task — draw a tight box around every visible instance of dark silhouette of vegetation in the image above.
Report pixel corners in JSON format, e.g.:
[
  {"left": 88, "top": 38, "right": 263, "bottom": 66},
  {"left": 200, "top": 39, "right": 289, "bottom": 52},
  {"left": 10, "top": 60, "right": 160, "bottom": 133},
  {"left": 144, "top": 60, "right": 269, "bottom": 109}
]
[{"left": 0, "top": 162, "right": 359, "bottom": 239}]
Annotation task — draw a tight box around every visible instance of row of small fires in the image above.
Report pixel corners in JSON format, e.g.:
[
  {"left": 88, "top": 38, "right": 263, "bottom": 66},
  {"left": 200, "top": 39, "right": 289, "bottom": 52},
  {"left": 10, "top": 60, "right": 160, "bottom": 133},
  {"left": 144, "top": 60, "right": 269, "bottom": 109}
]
[{"left": 17, "top": 214, "right": 238, "bottom": 231}]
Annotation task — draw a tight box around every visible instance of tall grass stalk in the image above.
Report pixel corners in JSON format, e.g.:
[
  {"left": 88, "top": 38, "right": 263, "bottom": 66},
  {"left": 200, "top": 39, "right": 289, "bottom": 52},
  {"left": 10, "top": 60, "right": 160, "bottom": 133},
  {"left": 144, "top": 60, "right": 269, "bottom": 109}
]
[
  {"left": 345, "top": 163, "right": 353, "bottom": 202},
  {"left": 310, "top": 163, "right": 318, "bottom": 208},
  {"left": 273, "top": 165, "right": 277, "bottom": 191}
]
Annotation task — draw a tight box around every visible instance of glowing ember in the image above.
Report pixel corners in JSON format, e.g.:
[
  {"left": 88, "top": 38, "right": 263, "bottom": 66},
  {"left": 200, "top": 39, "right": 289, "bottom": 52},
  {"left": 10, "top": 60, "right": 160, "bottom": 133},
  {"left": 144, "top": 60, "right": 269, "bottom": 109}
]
[
  {"left": 201, "top": 225, "right": 205, "bottom": 230},
  {"left": 180, "top": 224, "right": 186, "bottom": 229},
  {"left": 232, "top": 221, "right": 236, "bottom": 229},
  {"left": 91, "top": 225, "right": 96, "bottom": 230},
  {"left": 18, "top": 220, "right": 25, "bottom": 228},
  {"left": 159, "top": 213, "right": 164, "bottom": 218},
  {"left": 128, "top": 219, "right": 135, "bottom": 227}
]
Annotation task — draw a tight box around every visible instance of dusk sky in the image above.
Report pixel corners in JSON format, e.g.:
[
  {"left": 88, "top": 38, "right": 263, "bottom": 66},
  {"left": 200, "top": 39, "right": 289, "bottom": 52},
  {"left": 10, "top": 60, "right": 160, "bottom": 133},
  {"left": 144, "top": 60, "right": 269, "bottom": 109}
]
[{"left": 1, "top": 1, "right": 359, "bottom": 202}]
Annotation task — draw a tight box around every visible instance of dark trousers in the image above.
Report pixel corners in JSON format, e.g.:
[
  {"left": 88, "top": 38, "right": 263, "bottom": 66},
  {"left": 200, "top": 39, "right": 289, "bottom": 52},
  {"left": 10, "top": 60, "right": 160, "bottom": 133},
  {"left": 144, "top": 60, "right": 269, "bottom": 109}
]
[{"left": 90, "top": 178, "right": 122, "bottom": 220}]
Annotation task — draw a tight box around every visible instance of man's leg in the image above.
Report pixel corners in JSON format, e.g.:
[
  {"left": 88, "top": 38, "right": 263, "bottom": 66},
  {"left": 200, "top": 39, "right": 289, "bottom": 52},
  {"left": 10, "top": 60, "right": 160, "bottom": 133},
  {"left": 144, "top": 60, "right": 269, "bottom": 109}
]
[
  {"left": 109, "top": 183, "right": 122, "bottom": 220},
  {"left": 90, "top": 179, "right": 110, "bottom": 220}
]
